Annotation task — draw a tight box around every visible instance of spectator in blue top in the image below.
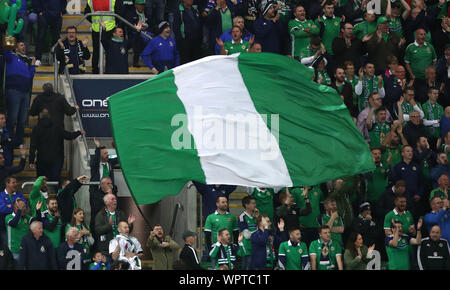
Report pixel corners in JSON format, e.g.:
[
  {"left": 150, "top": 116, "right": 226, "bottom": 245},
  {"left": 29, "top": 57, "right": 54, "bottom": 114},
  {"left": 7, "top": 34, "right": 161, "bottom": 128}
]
[
  {"left": 4, "top": 41, "right": 36, "bottom": 148},
  {"left": 215, "top": 16, "right": 253, "bottom": 55},
  {"left": 32, "top": 0, "right": 67, "bottom": 66},
  {"left": 253, "top": 1, "right": 283, "bottom": 54},
  {"left": 424, "top": 196, "right": 450, "bottom": 242},
  {"left": 0, "top": 176, "right": 28, "bottom": 246},
  {"left": 142, "top": 21, "right": 179, "bottom": 74}
]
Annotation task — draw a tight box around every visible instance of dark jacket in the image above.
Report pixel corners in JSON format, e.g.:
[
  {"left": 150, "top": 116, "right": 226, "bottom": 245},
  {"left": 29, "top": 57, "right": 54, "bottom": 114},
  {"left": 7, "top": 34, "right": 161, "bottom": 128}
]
[
  {"left": 29, "top": 90, "right": 77, "bottom": 127},
  {"left": 392, "top": 160, "right": 424, "bottom": 198},
  {"left": 29, "top": 117, "right": 81, "bottom": 165},
  {"left": 192, "top": 181, "right": 236, "bottom": 218},
  {"left": 90, "top": 146, "right": 119, "bottom": 184},
  {"left": 18, "top": 232, "right": 57, "bottom": 270},
  {"left": 330, "top": 81, "right": 357, "bottom": 117},
  {"left": 101, "top": 30, "right": 129, "bottom": 74},
  {"left": 56, "top": 178, "right": 83, "bottom": 224},
  {"left": 376, "top": 186, "right": 415, "bottom": 222},
  {"left": 253, "top": 15, "right": 284, "bottom": 54},
  {"left": 206, "top": 6, "right": 236, "bottom": 52},
  {"left": 418, "top": 237, "right": 450, "bottom": 270},
  {"left": 179, "top": 244, "right": 202, "bottom": 270},
  {"left": 32, "top": 0, "right": 67, "bottom": 19},
  {"left": 94, "top": 208, "right": 131, "bottom": 255},
  {"left": 332, "top": 36, "right": 363, "bottom": 71},
  {"left": 383, "top": 74, "right": 404, "bottom": 114},
  {"left": 275, "top": 202, "right": 311, "bottom": 231},
  {"left": 89, "top": 186, "right": 118, "bottom": 230},
  {"left": 250, "top": 229, "right": 288, "bottom": 270},
  {"left": 436, "top": 56, "right": 450, "bottom": 103},
  {"left": 403, "top": 7, "right": 440, "bottom": 46},
  {"left": 173, "top": 3, "right": 203, "bottom": 42},
  {"left": 0, "top": 127, "right": 13, "bottom": 167},
  {"left": 55, "top": 38, "right": 91, "bottom": 74},
  {"left": 56, "top": 241, "right": 87, "bottom": 270},
  {"left": 403, "top": 122, "right": 427, "bottom": 149},
  {"left": 351, "top": 214, "right": 379, "bottom": 247},
  {"left": 0, "top": 244, "right": 14, "bottom": 270},
  {"left": 365, "top": 31, "right": 401, "bottom": 73}
]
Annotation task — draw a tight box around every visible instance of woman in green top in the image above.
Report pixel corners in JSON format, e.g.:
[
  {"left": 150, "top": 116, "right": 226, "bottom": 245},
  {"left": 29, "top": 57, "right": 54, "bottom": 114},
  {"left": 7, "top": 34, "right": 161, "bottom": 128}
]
[
  {"left": 343, "top": 232, "right": 375, "bottom": 270},
  {"left": 66, "top": 208, "right": 94, "bottom": 259}
]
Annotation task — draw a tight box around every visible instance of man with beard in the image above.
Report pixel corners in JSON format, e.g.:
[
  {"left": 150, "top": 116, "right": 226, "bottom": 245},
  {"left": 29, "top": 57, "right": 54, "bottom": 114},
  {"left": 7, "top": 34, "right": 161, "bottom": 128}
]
[
  {"left": 384, "top": 194, "right": 416, "bottom": 237},
  {"left": 147, "top": 224, "right": 180, "bottom": 270},
  {"left": 330, "top": 67, "right": 356, "bottom": 117},
  {"left": 41, "top": 197, "right": 64, "bottom": 248}
]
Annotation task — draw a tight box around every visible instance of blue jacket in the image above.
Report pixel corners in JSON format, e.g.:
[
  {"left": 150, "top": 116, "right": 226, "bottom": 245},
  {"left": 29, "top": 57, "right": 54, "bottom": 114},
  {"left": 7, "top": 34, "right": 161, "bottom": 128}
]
[
  {"left": 392, "top": 161, "right": 424, "bottom": 198},
  {"left": 430, "top": 165, "right": 450, "bottom": 189},
  {"left": 4, "top": 50, "right": 35, "bottom": 92},
  {"left": 424, "top": 210, "right": 450, "bottom": 242},
  {"left": 250, "top": 229, "right": 288, "bottom": 270},
  {"left": 0, "top": 190, "right": 27, "bottom": 231},
  {"left": 32, "top": 0, "right": 67, "bottom": 19},
  {"left": 383, "top": 74, "right": 403, "bottom": 114},
  {"left": 215, "top": 28, "right": 253, "bottom": 54},
  {"left": 253, "top": 16, "right": 283, "bottom": 54},
  {"left": 142, "top": 35, "right": 179, "bottom": 72},
  {"left": 192, "top": 181, "right": 236, "bottom": 218},
  {"left": 18, "top": 232, "right": 57, "bottom": 270}
]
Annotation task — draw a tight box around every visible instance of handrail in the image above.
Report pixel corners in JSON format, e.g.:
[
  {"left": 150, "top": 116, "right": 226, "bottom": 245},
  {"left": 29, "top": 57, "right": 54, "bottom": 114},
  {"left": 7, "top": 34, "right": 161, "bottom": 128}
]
[
  {"left": 21, "top": 181, "right": 100, "bottom": 189},
  {"left": 169, "top": 203, "right": 184, "bottom": 238},
  {"left": 64, "top": 66, "right": 91, "bottom": 163},
  {"left": 51, "top": 11, "right": 152, "bottom": 85}
]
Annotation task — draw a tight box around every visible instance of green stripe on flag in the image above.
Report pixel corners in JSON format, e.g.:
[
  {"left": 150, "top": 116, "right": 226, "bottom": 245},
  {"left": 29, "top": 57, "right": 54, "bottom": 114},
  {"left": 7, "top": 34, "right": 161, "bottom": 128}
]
[
  {"left": 108, "top": 71, "right": 206, "bottom": 205},
  {"left": 237, "top": 52, "right": 375, "bottom": 185}
]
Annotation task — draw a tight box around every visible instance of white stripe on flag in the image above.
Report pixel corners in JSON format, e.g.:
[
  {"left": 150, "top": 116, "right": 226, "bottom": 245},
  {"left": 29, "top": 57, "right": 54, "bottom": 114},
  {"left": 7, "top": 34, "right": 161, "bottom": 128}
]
[{"left": 173, "top": 55, "right": 292, "bottom": 187}]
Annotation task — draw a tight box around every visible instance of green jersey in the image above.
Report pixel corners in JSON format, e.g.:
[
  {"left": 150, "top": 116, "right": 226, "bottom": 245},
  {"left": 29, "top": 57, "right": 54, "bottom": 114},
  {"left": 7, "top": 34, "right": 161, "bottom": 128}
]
[
  {"left": 29, "top": 176, "right": 47, "bottom": 217},
  {"left": 288, "top": 18, "right": 319, "bottom": 57},
  {"left": 278, "top": 240, "right": 309, "bottom": 270},
  {"left": 429, "top": 187, "right": 450, "bottom": 200},
  {"left": 405, "top": 41, "right": 437, "bottom": 80},
  {"left": 220, "top": 8, "right": 232, "bottom": 35},
  {"left": 42, "top": 211, "right": 64, "bottom": 248},
  {"left": 6, "top": 213, "right": 32, "bottom": 253},
  {"left": 368, "top": 121, "right": 391, "bottom": 148},
  {"left": 389, "top": 17, "right": 403, "bottom": 38},
  {"left": 385, "top": 234, "right": 411, "bottom": 270},
  {"left": 422, "top": 100, "right": 444, "bottom": 138},
  {"left": 314, "top": 15, "right": 341, "bottom": 55},
  {"left": 353, "top": 21, "right": 377, "bottom": 40},
  {"left": 345, "top": 75, "right": 358, "bottom": 106},
  {"left": 382, "top": 146, "right": 402, "bottom": 167},
  {"left": 223, "top": 39, "right": 249, "bottom": 54},
  {"left": 318, "top": 214, "right": 344, "bottom": 246},
  {"left": 204, "top": 210, "right": 238, "bottom": 245},
  {"left": 383, "top": 209, "right": 414, "bottom": 233},
  {"left": 209, "top": 242, "right": 245, "bottom": 270},
  {"left": 366, "top": 163, "right": 389, "bottom": 202},
  {"left": 400, "top": 100, "right": 423, "bottom": 117},
  {"left": 318, "top": 70, "right": 331, "bottom": 86},
  {"left": 358, "top": 76, "right": 383, "bottom": 112},
  {"left": 309, "top": 238, "right": 342, "bottom": 270},
  {"left": 252, "top": 188, "right": 275, "bottom": 221},
  {"left": 293, "top": 186, "right": 324, "bottom": 228},
  {"left": 238, "top": 211, "right": 257, "bottom": 255}
]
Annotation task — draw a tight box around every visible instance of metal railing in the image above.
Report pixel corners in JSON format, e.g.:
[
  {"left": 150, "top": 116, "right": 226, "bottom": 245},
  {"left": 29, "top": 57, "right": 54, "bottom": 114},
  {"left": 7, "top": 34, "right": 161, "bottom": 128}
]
[
  {"left": 21, "top": 181, "right": 100, "bottom": 189},
  {"left": 64, "top": 66, "right": 90, "bottom": 163},
  {"left": 51, "top": 11, "right": 153, "bottom": 89}
]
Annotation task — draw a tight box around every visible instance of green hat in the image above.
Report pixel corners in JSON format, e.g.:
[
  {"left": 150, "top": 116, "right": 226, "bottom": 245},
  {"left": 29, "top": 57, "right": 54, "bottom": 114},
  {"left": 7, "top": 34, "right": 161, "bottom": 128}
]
[
  {"left": 377, "top": 16, "right": 388, "bottom": 25},
  {"left": 135, "top": 0, "right": 145, "bottom": 5}
]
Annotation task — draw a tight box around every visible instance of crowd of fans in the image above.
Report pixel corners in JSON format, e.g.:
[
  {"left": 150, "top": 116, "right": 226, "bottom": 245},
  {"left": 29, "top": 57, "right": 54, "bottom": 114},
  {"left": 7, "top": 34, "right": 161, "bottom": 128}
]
[{"left": 0, "top": 0, "right": 449, "bottom": 271}]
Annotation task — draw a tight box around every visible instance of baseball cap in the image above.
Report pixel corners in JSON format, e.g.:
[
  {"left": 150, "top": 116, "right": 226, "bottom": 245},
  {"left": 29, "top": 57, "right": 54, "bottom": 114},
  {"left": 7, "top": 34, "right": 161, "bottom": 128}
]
[
  {"left": 359, "top": 202, "right": 371, "bottom": 213},
  {"left": 377, "top": 16, "right": 389, "bottom": 25},
  {"left": 135, "top": 0, "right": 146, "bottom": 4}
]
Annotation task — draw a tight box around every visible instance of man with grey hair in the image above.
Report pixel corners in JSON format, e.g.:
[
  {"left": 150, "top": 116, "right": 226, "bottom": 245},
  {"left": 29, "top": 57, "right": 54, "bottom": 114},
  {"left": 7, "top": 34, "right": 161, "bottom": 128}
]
[
  {"left": 95, "top": 193, "right": 136, "bottom": 258},
  {"left": 18, "top": 221, "right": 56, "bottom": 270},
  {"left": 109, "top": 221, "right": 143, "bottom": 270},
  {"left": 402, "top": 110, "right": 427, "bottom": 149},
  {"left": 90, "top": 176, "right": 117, "bottom": 232},
  {"left": 56, "top": 227, "right": 88, "bottom": 270}
]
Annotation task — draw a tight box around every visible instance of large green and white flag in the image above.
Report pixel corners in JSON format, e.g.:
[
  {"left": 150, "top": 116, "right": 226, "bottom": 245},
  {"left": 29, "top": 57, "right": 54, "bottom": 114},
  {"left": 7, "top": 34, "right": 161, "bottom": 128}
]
[{"left": 108, "top": 53, "right": 374, "bottom": 205}]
